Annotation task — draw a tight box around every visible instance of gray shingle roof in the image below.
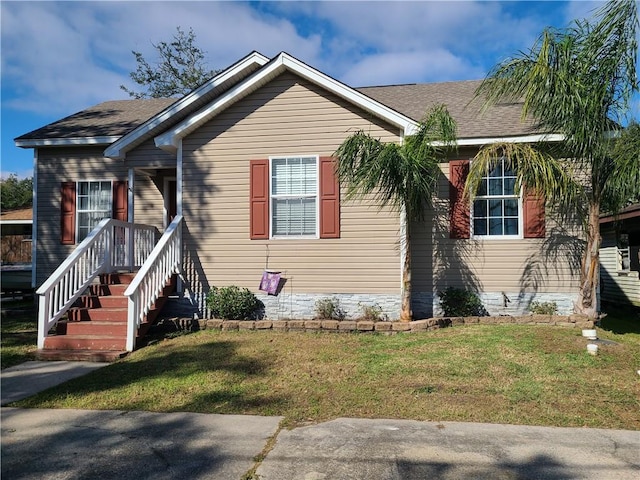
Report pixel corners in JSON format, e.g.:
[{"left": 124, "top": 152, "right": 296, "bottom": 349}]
[
  {"left": 16, "top": 79, "right": 539, "bottom": 143},
  {"left": 357, "top": 80, "right": 539, "bottom": 139},
  {"left": 15, "top": 98, "right": 176, "bottom": 141}
]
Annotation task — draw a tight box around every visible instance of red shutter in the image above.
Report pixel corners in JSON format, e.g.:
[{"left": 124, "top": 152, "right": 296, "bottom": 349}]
[
  {"left": 112, "top": 181, "right": 128, "bottom": 222},
  {"left": 449, "top": 160, "right": 470, "bottom": 239},
  {"left": 319, "top": 156, "right": 340, "bottom": 238},
  {"left": 61, "top": 182, "right": 76, "bottom": 245},
  {"left": 523, "top": 189, "right": 545, "bottom": 238},
  {"left": 250, "top": 159, "right": 269, "bottom": 239}
]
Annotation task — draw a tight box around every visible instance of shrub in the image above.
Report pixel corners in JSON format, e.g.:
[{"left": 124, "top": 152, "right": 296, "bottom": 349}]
[
  {"left": 206, "top": 286, "right": 260, "bottom": 320},
  {"left": 358, "top": 302, "right": 388, "bottom": 322},
  {"left": 314, "top": 297, "right": 347, "bottom": 320},
  {"left": 438, "top": 287, "right": 488, "bottom": 317},
  {"left": 530, "top": 301, "right": 558, "bottom": 315}
]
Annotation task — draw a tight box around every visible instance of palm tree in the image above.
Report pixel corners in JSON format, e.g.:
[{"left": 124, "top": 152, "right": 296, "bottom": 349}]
[
  {"left": 334, "top": 104, "right": 457, "bottom": 321},
  {"left": 466, "top": 0, "right": 639, "bottom": 318}
]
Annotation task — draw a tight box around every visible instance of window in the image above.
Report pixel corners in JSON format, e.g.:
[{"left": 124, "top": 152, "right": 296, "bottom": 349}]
[
  {"left": 472, "top": 157, "right": 521, "bottom": 237},
  {"left": 76, "top": 181, "right": 112, "bottom": 241},
  {"left": 270, "top": 156, "right": 318, "bottom": 237},
  {"left": 617, "top": 233, "right": 631, "bottom": 272}
]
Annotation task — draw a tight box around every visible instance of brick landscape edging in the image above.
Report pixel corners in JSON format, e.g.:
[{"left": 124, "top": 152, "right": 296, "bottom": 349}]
[{"left": 194, "top": 314, "right": 595, "bottom": 333}]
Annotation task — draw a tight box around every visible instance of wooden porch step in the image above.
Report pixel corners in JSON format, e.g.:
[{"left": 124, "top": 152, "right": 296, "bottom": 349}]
[
  {"left": 77, "top": 295, "right": 128, "bottom": 309},
  {"left": 68, "top": 307, "right": 128, "bottom": 322},
  {"left": 88, "top": 284, "right": 129, "bottom": 296},
  {"left": 58, "top": 320, "right": 128, "bottom": 336},
  {"left": 43, "top": 334, "right": 127, "bottom": 351},
  {"left": 35, "top": 349, "right": 128, "bottom": 363},
  {"left": 99, "top": 272, "right": 136, "bottom": 285}
]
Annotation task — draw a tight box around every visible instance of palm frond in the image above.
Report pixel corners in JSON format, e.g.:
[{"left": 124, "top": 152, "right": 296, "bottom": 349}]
[
  {"left": 467, "top": 142, "right": 584, "bottom": 216},
  {"left": 334, "top": 105, "right": 457, "bottom": 222}
]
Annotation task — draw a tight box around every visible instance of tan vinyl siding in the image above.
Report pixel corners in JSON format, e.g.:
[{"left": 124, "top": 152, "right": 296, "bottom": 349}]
[
  {"left": 35, "top": 147, "right": 129, "bottom": 285},
  {"left": 124, "top": 138, "right": 176, "bottom": 169},
  {"left": 412, "top": 159, "right": 582, "bottom": 295},
  {"left": 182, "top": 72, "right": 401, "bottom": 295}
]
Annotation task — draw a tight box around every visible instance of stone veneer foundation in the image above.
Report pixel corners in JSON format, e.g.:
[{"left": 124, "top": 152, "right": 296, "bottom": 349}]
[{"left": 163, "top": 291, "right": 579, "bottom": 321}]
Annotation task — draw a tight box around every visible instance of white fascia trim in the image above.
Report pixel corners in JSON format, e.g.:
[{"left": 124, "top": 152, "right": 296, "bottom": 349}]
[
  {"left": 105, "top": 52, "right": 270, "bottom": 159},
  {"left": 448, "top": 133, "right": 565, "bottom": 147},
  {"left": 155, "top": 52, "right": 418, "bottom": 150},
  {"left": 0, "top": 220, "right": 32, "bottom": 225},
  {"left": 15, "top": 136, "right": 120, "bottom": 148}
]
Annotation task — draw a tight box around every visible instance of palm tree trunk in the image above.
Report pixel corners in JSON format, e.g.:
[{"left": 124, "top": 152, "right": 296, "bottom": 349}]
[
  {"left": 400, "top": 222, "right": 412, "bottom": 322},
  {"left": 576, "top": 202, "right": 601, "bottom": 318}
]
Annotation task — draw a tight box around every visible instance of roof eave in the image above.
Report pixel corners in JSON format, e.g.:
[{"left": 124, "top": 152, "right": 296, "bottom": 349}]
[
  {"left": 15, "top": 136, "right": 120, "bottom": 148},
  {"left": 105, "top": 51, "right": 270, "bottom": 159},
  {"left": 452, "top": 133, "right": 565, "bottom": 146}
]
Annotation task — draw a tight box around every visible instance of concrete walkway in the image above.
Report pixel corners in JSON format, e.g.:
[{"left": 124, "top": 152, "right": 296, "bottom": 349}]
[{"left": 2, "top": 361, "right": 639, "bottom": 479}]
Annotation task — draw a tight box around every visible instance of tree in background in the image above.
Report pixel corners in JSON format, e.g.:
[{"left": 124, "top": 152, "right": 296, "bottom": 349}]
[
  {"left": 335, "top": 105, "right": 457, "bottom": 321},
  {"left": 121, "top": 27, "right": 220, "bottom": 99},
  {"left": 0, "top": 175, "right": 33, "bottom": 211},
  {"left": 466, "top": 0, "right": 638, "bottom": 318}
]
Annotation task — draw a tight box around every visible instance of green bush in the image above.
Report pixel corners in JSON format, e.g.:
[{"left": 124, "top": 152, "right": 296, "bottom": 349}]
[
  {"left": 206, "top": 286, "right": 261, "bottom": 320},
  {"left": 438, "top": 287, "right": 488, "bottom": 317},
  {"left": 358, "top": 302, "right": 388, "bottom": 322},
  {"left": 530, "top": 301, "right": 558, "bottom": 315},
  {"left": 314, "top": 297, "right": 347, "bottom": 320}
]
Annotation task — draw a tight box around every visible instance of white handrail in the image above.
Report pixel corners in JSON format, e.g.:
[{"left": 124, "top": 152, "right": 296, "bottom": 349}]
[
  {"left": 36, "top": 219, "right": 157, "bottom": 349},
  {"left": 124, "top": 215, "right": 183, "bottom": 351}
]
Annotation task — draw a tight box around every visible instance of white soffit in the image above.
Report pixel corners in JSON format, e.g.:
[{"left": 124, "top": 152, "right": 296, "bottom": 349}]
[
  {"left": 105, "top": 51, "right": 270, "bottom": 159},
  {"left": 155, "top": 52, "right": 418, "bottom": 152}
]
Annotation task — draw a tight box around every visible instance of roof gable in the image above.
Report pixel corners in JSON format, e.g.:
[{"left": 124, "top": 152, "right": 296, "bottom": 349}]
[
  {"left": 154, "top": 52, "right": 418, "bottom": 153},
  {"left": 105, "top": 51, "right": 269, "bottom": 159}
]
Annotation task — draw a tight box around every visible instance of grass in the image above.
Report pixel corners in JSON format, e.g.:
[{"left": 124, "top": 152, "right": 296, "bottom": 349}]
[
  {"left": 1, "top": 299, "right": 37, "bottom": 369},
  {"left": 9, "top": 309, "right": 640, "bottom": 430}
]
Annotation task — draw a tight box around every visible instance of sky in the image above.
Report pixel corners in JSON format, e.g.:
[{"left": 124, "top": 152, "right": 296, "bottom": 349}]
[{"left": 1, "top": 0, "right": 632, "bottom": 179}]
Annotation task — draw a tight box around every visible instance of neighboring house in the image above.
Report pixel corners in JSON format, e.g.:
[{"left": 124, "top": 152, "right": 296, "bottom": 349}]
[
  {"left": 600, "top": 204, "right": 640, "bottom": 308},
  {"left": 0, "top": 206, "right": 33, "bottom": 264},
  {"left": 0, "top": 206, "right": 33, "bottom": 293},
  {"left": 15, "top": 51, "right": 582, "bottom": 351}
]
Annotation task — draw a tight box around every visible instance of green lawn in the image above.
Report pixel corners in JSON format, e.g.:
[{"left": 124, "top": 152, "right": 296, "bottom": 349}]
[
  {"left": 10, "top": 313, "right": 640, "bottom": 430},
  {"left": 1, "top": 299, "right": 37, "bottom": 369}
]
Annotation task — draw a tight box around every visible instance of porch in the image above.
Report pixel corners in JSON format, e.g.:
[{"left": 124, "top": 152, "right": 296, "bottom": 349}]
[{"left": 35, "top": 215, "right": 183, "bottom": 361}]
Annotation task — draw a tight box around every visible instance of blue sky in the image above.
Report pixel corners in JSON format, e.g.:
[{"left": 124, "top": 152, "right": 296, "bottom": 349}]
[{"left": 1, "top": 0, "right": 630, "bottom": 179}]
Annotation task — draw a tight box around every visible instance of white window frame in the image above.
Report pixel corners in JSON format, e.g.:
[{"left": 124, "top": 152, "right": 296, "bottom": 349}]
[
  {"left": 471, "top": 157, "right": 523, "bottom": 240},
  {"left": 617, "top": 232, "right": 631, "bottom": 273},
  {"left": 76, "top": 180, "right": 112, "bottom": 242},
  {"left": 269, "top": 155, "right": 319, "bottom": 239}
]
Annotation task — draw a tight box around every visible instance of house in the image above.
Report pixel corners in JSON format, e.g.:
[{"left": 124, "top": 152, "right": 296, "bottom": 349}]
[
  {"left": 600, "top": 203, "right": 640, "bottom": 308},
  {"left": 0, "top": 206, "right": 33, "bottom": 294},
  {"left": 15, "top": 51, "right": 582, "bottom": 354}
]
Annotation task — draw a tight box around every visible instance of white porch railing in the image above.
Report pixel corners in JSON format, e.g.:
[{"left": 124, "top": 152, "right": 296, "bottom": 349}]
[
  {"left": 124, "top": 215, "right": 183, "bottom": 351},
  {"left": 36, "top": 219, "right": 157, "bottom": 349}
]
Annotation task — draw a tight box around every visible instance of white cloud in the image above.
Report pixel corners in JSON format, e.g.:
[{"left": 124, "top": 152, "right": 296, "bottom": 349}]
[
  {"left": 0, "top": 1, "right": 322, "bottom": 116},
  {"left": 1, "top": 0, "right": 590, "bottom": 119},
  {"left": 342, "top": 49, "right": 485, "bottom": 86}
]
